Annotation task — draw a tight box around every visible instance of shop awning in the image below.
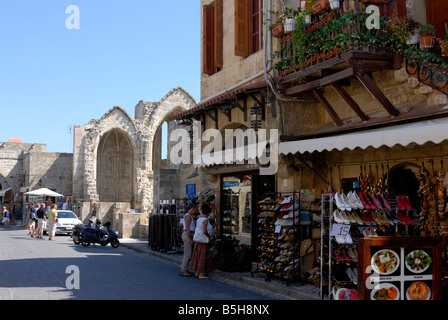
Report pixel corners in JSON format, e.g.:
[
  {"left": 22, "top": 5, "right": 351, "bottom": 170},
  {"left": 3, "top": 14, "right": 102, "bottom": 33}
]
[
  {"left": 194, "top": 141, "right": 270, "bottom": 167},
  {"left": 279, "top": 117, "right": 448, "bottom": 155}
]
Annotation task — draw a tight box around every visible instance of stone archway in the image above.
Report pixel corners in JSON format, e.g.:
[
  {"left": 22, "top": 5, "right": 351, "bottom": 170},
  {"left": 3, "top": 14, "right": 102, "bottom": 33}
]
[{"left": 97, "top": 128, "right": 135, "bottom": 203}]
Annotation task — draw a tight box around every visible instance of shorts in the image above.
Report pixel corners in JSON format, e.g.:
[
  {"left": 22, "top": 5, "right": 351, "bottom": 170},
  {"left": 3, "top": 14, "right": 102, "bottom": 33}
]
[
  {"left": 2, "top": 217, "right": 9, "bottom": 223},
  {"left": 38, "top": 218, "right": 46, "bottom": 229}
]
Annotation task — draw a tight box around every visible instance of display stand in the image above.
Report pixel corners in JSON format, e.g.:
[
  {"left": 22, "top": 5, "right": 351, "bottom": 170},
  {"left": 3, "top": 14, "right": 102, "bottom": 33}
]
[
  {"left": 320, "top": 193, "right": 333, "bottom": 299},
  {"left": 358, "top": 237, "right": 442, "bottom": 300},
  {"left": 255, "top": 191, "right": 309, "bottom": 285}
]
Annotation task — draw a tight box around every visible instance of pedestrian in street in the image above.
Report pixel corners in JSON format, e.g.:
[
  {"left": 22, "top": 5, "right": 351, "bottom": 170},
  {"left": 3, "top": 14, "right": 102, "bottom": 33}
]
[
  {"left": 31, "top": 203, "right": 40, "bottom": 237},
  {"left": 190, "top": 203, "right": 215, "bottom": 279},
  {"left": 48, "top": 204, "right": 58, "bottom": 240},
  {"left": 179, "top": 203, "right": 198, "bottom": 277},
  {"left": 2, "top": 206, "right": 10, "bottom": 227},
  {"left": 27, "top": 202, "right": 37, "bottom": 236},
  {"left": 35, "top": 203, "right": 47, "bottom": 239}
]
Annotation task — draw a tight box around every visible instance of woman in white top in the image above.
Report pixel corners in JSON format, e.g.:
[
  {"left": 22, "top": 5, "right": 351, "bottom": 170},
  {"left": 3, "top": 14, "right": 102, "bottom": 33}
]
[
  {"left": 190, "top": 203, "right": 214, "bottom": 279},
  {"left": 179, "top": 204, "right": 198, "bottom": 277}
]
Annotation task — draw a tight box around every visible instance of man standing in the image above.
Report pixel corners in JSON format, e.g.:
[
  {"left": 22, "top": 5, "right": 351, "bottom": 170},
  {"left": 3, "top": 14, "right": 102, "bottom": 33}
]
[
  {"left": 27, "top": 202, "right": 37, "bottom": 236},
  {"left": 35, "top": 203, "right": 47, "bottom": 239},
  {"left": 179, "top": 203, "right": 198, "bottom": 277}
]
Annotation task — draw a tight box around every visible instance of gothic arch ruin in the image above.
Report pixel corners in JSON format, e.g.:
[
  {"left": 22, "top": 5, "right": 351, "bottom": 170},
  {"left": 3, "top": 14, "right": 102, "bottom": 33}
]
[{"left": 73, "top": 87, "right": 197, "bottom": 214}]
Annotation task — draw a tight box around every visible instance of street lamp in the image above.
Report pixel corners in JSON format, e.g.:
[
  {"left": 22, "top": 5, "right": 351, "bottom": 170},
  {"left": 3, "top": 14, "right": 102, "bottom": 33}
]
[{"left": 250, "top": 105, "right": 262, "bottom": 131}]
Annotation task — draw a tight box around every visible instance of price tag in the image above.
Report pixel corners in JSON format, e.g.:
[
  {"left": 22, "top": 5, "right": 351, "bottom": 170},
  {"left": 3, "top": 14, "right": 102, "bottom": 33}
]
[{"left": 330, "top": 223, "right": 351, "bottom": 237}]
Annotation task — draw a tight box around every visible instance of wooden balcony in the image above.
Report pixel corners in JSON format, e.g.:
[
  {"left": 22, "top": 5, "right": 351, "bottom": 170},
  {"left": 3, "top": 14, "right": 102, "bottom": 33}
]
[{"left": 272, "top": 0, "right": 448, "bottom": 126}]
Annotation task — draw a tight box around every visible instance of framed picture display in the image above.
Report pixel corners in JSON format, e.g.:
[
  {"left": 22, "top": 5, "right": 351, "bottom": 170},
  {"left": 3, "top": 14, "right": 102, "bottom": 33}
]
[{"left": 358, "top": 237, "right": 442, "bottom": 300}]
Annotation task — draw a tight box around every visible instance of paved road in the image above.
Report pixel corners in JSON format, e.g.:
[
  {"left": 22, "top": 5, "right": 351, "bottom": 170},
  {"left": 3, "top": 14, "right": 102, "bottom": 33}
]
[{"left": 0, "top": 226, "right": 276, "bottom": 300}]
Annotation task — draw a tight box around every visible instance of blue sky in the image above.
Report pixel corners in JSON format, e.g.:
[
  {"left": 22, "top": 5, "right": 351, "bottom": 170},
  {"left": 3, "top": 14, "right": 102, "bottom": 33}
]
[{"left": 0, "top": 0, "right": 201, "bottom": 153}]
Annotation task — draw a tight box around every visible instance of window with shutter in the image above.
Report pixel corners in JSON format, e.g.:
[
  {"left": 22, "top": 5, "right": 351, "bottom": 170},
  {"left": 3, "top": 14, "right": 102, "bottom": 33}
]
[
  {"left": 214, "top": 0, "right": 224, "bottom": 69},
  {"left": 203, "top": 4, "right": 215, "bottom": 75},
  {"left": 235, "top": 0, "right": 250, "bottom": 57},
  {"left": 250, "top": 0, "right": 263, "bottom": 54}
]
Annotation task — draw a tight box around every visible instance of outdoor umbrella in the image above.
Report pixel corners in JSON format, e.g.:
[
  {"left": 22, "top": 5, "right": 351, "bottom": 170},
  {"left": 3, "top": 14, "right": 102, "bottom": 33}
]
[{"left": 25, "top": 188, "right": 64, "bottom": 197}]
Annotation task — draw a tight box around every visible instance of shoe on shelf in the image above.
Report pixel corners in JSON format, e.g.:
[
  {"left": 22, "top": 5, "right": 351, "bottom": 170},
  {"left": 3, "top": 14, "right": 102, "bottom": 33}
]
[
  {"left": 349, "top": 191, "right": 364, "bottom": 210},
  {"left": 380, "top": 192, "right": 391, "bottom": 210},
  {"left": 345, "top": 211, "right": 357, "bottom": 224},
  {"left": 339, "top": 211, "right": 351, "bottom": 225},
  {"left": 360, "top": 193, "right": 375, "bottom": 210},
  {"left": 335, "top": 191, "right": 352, "bottom": 211},
  {"left": 370, "top": 193, "right": 383, "bottom": 210},
  {"left": 351, "top": 211, "right": 364, "bottom": 225},
  {"left": 402, "top": 195, "right": 412, "bottom": 211}
]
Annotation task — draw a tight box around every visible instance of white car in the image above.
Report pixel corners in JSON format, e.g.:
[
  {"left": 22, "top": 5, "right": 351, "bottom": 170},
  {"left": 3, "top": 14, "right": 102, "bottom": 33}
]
[{"left": 45, "top": 210, "right": 82, "bottom": 235}]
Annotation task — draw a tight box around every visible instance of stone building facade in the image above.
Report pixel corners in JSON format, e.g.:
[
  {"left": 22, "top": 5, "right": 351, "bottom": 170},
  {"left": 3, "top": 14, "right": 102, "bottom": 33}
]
[
  {"left": 72, "top": 87, "right": 197, "bottom": 236},
  {"left": 0, "top": 140, "right": 73, "bottom": 215}
]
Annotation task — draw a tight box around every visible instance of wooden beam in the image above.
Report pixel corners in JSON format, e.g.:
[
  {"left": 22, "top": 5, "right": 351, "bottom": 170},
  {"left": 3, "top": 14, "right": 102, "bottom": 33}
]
[
  {"left": 331, "top": 83, "right": 369, "bottom": 121},
  {"left": 312, "top": 89, "right": 343, "bottom": 127},
  {"left": 356, "top": 70, "right": 399, "bottom": 117},
  {"left": 286, "top": 67, "right": 354, "bottom": 96}
]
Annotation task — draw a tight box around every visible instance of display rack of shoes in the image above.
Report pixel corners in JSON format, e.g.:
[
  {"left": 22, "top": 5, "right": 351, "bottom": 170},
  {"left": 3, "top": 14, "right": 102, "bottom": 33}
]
[{"left": 254, "top": 192, "right": 310, "bottom": 284}]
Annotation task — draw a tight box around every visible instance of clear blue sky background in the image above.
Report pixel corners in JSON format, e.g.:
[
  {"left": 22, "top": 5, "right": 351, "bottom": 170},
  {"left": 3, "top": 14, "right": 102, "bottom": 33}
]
[{"left": 0, "top": 0, "right": 200, "bottom": 153}]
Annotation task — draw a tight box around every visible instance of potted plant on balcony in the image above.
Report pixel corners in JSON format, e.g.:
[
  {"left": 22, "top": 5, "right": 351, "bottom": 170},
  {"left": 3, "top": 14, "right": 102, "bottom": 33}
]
[
  {"left": 387, "top": 16, "right": 421, "bottom": 45},
  {"left": 269, "top": 10, "right": 286, "bottom": 38},
  {"left": 311, "top": 0, "right": 330, "bottom": 15},
  {"left": 419, "top": 23, "right": 436, "bottom": 49},
  {"left": 439, "top": 23, "right": 448, "bottom": 56}
]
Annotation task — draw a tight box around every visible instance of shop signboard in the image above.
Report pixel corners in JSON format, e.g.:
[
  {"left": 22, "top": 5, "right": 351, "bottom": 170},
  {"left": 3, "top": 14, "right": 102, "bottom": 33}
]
[
  {"left": 186, "top": 184, "right": 196, "bottom": 198},
  {"left": 358, "top": 237, "right": 442, "bottom": 300},
  {"left": 223, "top": 179, "right": 239, "bottom": 188}
]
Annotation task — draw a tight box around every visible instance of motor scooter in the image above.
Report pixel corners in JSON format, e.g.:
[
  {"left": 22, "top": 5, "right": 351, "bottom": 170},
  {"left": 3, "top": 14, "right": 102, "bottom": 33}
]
[{"left": 74, "top": 221, "right": 120, "bottom": 248}]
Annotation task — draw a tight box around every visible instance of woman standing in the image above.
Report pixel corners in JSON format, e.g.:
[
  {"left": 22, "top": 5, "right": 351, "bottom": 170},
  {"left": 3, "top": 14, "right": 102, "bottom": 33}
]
[
  {"left": 190, "top": 204, "right": 214, "bottom": 279},
  {"left": 2, "top": 206, "right": 10, "bottom": 227},
  {"left": 48, "top": 204, "right": 58, "bottom": 240}
]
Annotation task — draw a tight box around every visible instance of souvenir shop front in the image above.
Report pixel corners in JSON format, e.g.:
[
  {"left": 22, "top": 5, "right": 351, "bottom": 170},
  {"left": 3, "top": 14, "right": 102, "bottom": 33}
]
[
  {"left": 202, "top": 164, "right": 276, "bottom": 271},
  {"left": 277, "top": 117, "right": 448, "bottom": 300}
]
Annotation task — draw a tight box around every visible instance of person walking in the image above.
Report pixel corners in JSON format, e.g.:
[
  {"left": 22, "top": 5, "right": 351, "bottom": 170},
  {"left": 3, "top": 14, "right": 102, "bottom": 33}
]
[
  {"left": 35, "top": 203, "right": 46, "bottom": 239},
  {"left": 27, "top": 202, "right": 37, "bottom": 236},
  {"left": 47, "top": 204, "right": 58, "bottom": 240},
  {"left": 32, "top": 203, "right": 40, "bottom": 237},
  {"left": 190, "top": 204, "right": 215, "bottom": 279},
  {"left": 2, "top": 206, "right": 10, "bottom": 227},
  {"left": 179, "top": 203, "right": 198, "bottom": 277}
]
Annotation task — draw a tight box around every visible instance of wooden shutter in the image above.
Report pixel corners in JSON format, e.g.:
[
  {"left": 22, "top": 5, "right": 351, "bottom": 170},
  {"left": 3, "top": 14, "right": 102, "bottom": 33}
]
[
  {"left": 235, "top": 0, "right": 250, "bottom": 57},
  {"left": 214, "top": 0, "right": 224, "bottom": 69},
  {"left": 203, "top": 4, "right": 215, "bottom": 75},
  {"left": 426, "top": 0, "right": 448, "bottom": 39}
]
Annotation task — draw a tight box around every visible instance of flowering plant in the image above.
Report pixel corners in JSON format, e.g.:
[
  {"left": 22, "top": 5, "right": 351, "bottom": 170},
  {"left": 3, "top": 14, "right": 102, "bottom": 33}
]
[
  {"left": 418, "top": 23, "right": 436, "bottom": 36},
  {"left": 387, "top": 16, "right": 421, "bottom": 43}
]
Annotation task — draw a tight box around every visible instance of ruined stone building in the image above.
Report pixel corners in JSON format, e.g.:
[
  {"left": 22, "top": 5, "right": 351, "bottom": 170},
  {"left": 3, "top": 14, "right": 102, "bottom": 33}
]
[{"left": 0, "top": 87, "right": 197, "bottom": 237}]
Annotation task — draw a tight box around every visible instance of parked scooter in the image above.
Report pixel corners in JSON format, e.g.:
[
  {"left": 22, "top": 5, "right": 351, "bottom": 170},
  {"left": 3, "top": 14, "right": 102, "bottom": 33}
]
[
  {"left": 72, "top": 218, "right": 102, "bottom": 245},
  {"left": 72, "top": 220, "right": 120, "bottom": 248}
]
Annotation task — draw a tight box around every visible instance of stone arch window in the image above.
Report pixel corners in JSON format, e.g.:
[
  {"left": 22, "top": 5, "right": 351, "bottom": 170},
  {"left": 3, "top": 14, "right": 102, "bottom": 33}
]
[{"left": 97, "top": 129, "right": 134, "bottom": 202}]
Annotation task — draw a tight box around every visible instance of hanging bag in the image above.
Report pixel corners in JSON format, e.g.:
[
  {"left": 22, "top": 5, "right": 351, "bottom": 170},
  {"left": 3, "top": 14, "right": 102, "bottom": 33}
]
[{"left": 193, "top": 218, "right": 210, "bottom": 244}]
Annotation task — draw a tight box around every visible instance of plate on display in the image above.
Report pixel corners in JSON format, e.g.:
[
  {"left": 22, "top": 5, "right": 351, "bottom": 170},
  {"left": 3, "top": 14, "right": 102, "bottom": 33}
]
[
  {"left": 371, "top": 249, "right": 400, "bottom": 275},
  {"left": 406, "top": 281, "right": 431, "bottom": 300},
  {"left": 405, "top": 250, "right": 432, "bottom": 274},
  {"left": 370, "top": 283, "right": 400, "bottom": 300}
]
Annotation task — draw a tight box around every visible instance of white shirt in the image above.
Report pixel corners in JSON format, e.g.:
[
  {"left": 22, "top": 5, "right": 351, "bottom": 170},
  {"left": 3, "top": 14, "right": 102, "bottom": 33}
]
[{"left": 182, "top": 213, "right": 196, "bottom": 232}]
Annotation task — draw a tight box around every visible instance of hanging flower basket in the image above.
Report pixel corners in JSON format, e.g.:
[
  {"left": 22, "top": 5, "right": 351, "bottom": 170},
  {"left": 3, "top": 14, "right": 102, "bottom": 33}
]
[
  {"left": 312, "top": 0, "right": 330, "bottom": 15},
  {"left": 420, "top": 35, "right": 436, "bottom": 49},
  {"left": 360, "top": 0, "right": 391, "bottom": 4},
  {"left": 284, "top": 18, "right": 296, "bottom": 35},
  {"left": 329, "top": 0, "right": 340, "bottom": 10},
  {"left": 271, "top": 23, "right": 284, "bottom": 38}
]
